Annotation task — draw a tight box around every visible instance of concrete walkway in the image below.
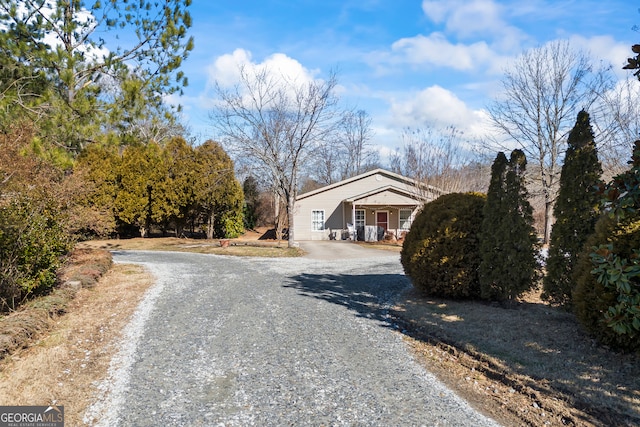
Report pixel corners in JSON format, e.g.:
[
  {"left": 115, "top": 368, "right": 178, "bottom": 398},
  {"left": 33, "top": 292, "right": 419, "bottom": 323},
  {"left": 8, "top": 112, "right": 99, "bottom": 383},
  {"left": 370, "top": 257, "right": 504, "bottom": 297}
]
[{"left": 298, "top": 240, "right": 400, "bottom": 260}]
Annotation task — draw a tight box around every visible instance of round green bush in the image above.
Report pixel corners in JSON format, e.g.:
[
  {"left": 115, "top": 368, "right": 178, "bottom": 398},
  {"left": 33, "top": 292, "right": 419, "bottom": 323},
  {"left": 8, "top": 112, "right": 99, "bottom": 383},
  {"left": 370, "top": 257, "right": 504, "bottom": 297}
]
[
  {"left": 401, "top": 192, "right": 486, "bottom": 299},
  {"left": 573, "top": 215, "right": 640, "bottom": 352}
]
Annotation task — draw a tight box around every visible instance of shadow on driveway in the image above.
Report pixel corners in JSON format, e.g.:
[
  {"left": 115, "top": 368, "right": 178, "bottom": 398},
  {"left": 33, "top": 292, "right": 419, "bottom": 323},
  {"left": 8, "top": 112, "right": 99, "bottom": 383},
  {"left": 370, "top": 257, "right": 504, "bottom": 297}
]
[{"left": 283, "top": 272, "right": 410, "bottom": 324}]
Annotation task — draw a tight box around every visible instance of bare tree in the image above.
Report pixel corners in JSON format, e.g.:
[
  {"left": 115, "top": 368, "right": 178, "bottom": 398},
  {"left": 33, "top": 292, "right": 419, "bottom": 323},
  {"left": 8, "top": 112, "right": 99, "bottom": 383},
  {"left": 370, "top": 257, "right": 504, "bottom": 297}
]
[
  {"left": 389, "top": 125, "right": 479, "bottom": 194},
  {"left": 211, "top": 66, "right": 339, "bottom": 247},
  {"left": 308, "top": 108, "right": 377, "bottom": 184},
  {"left": 339, "top": 109, "right": 377, "bottom": 178},
  {"left": 487, "top": 40, "right": 612, "bottom": 244},
  {"left": 590, "top": 76, "right": 640, "bottom": 177},
  {"left": 309, "top": 140, "right": 343, "bottom": 185}
]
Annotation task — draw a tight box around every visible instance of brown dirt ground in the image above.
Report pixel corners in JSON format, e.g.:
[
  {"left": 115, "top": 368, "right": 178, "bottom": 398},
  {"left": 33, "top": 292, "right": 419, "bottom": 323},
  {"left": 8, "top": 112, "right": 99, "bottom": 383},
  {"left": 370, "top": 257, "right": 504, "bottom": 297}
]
[{"left": 0, "top": 234, "right": 638, "bottom": 426}]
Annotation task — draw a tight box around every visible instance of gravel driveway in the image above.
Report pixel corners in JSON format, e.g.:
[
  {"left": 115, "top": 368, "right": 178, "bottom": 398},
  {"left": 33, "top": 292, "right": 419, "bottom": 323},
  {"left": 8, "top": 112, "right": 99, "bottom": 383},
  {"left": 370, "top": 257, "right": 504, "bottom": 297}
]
[{"left": 85, "top": 247, "right": 499, "bottom": 426}]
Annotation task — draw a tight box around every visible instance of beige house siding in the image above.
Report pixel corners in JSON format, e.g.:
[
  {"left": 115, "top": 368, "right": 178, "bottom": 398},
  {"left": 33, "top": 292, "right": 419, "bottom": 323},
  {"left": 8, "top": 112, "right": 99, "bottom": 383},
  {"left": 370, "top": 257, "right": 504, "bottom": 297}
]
[{"left": 293, "top": 169, "right": 440, "bottom": 241}]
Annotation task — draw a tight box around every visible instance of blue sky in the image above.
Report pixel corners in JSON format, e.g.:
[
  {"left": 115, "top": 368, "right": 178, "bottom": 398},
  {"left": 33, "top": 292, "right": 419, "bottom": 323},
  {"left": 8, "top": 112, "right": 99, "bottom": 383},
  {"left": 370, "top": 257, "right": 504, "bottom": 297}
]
[{"left": 176, "top": 0, "right": 638, "bottom": 158}]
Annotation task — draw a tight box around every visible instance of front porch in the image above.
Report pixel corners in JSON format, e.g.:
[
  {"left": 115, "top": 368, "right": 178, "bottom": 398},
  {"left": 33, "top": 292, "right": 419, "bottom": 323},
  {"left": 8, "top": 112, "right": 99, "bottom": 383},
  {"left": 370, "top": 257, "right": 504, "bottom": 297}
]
[
  {"left": 294, "top": 169, "right": 437, "bottom": 241},
  {"left": 333, "top": 202, "right": 418, "bottom": 242}
]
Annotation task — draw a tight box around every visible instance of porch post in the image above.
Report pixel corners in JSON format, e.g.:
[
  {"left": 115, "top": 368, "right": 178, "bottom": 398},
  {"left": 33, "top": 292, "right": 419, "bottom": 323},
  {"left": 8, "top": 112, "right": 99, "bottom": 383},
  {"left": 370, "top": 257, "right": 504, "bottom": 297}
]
[
  {"left": 352, "top": 203, "right": 355, "bottom": 225},
  {"left": 352, "top": 203, "right": 356, "bottom": 241}
]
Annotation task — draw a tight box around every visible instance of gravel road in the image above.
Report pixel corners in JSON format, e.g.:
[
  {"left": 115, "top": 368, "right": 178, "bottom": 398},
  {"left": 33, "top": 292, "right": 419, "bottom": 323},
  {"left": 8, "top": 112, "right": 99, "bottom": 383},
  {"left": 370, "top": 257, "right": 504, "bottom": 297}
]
[{"left": 85, "top": 248, "right": 499, "bottom": 426}]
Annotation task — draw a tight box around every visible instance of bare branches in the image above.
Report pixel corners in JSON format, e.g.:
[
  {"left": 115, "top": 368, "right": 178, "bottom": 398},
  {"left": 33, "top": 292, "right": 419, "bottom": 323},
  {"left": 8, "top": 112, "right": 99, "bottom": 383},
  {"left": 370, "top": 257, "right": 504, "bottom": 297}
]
[
  {"left": 308, "top": 108, "right": 378, "bottom": 184},
  {"left": 487, "top": 40, "right": 613, "bottom": 243},
  {"left": 590, "top": 76, "right": 640, "bottom": 176},
  {"left": 389, "top": 125, "right": 482, "bottom": 194},
  {"left": 337, "top": 109, "right": 376, "bottom": 179},
  {"left": 211, "top": 64, "right": 340, "bottom": 246}
]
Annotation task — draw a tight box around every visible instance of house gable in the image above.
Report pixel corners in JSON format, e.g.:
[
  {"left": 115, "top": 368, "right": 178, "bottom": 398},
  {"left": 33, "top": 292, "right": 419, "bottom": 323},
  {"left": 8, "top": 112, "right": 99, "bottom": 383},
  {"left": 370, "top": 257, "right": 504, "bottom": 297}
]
[
  {"left": 345, "top": 185, "right": 426, "bottom": 206},
  {"left": 296, "top": 168, "right": 440, "bottom": 202}
]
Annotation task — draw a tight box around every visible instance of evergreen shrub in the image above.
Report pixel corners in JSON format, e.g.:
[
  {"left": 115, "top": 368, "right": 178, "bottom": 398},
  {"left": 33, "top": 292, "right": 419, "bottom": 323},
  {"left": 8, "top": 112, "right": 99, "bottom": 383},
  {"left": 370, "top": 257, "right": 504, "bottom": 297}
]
[
  {"left": 573, "top": 141, "right": 640, "bottom": 352},
  {"left": 400, "top": 192, "right": 486, "bottom": 299},
  {"left": 0, "top": 197, "right": 71, "bottom": 312},
  {"left": 479, "top": 150, "right": 540, "bottom": 302},
  {"left": 573, "top": 215, "right": 640, "bottom": 352},
  {"left": 543, "top": 110, "right": 602, "bottom": 306}
]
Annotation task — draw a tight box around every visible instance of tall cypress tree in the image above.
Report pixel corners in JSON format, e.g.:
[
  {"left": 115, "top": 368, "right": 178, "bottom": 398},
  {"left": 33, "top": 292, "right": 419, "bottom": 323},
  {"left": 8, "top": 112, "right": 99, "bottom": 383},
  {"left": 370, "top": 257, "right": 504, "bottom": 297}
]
[
  {"left": 480, "top": 150, "right": 539, "bottom": 302},
  {"left": 503, "top": 149, "right": 539, "bottom": 300},
  {"left": 480, "top": 152, "right": 509, "bottom": 300},
  {"left": 543, "top": 110, "right": 603, "bottom": 306}
]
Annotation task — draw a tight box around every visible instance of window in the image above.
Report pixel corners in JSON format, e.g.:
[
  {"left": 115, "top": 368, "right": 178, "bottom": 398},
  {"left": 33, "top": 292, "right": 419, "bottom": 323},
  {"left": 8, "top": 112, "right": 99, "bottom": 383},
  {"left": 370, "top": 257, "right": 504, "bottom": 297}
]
[
  {"left": 355, "top": 209, "right": 365, "bottom": 228},
  {"left": 399, "top": 209, "right": 412, "bottom": 230},
  {"left": 312, "top": 210, "right": 325, "bottom": 231}
]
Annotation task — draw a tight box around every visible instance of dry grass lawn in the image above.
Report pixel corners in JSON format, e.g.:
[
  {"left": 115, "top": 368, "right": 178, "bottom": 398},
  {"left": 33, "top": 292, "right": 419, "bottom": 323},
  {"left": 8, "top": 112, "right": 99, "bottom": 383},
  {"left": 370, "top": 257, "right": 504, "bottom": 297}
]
[
  {"left": 77, "top": 236, "right": 302, "bottom": 258},
  {"left": 392, "top": 288, "right": 640, "bottom": 427},
  {"left": 0, "top": 263, "right": 153, "bottom": 426},
  {"left": 358, "top": 240, "right": 639, "bottom": 425}
]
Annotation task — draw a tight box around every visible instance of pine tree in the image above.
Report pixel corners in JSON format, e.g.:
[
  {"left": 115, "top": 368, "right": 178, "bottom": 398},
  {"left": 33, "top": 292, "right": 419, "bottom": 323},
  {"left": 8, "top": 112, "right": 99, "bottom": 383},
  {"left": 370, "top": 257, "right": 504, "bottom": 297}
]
[
  {"left": 480, "top": 150, "right": 539, "bottom": 302},
  {"left": 543, "top": 110, "right": 603, "bottom": 306},
  {"left": 0, "top": 0, "right": 194, "bottom": 152}
]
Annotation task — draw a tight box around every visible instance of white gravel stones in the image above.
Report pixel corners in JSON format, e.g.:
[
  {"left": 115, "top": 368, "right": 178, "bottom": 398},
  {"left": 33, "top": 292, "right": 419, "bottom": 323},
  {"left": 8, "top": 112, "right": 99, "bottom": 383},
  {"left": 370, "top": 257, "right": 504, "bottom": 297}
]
[{"left": 84, "top": 249, "right": 500, "bottom": 426}]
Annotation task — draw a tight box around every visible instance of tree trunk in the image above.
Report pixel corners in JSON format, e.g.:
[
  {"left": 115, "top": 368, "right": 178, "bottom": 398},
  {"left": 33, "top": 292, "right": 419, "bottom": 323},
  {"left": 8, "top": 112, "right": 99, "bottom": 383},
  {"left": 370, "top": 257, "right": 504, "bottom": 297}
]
[
  {"left": 144, "top": 184, "right": 153, "bottom": 238},
  {"left": 544, "top": 198, "right": 553, "bottom": 245},
  {"left": 287, "top": 194, "right": 296, "bottom": 248},
  {"left": 206, "top": 211, "right": 215, "bottom": 240},
  {"left": 274, "top": 191, "right": 283, "bottom": 241}
]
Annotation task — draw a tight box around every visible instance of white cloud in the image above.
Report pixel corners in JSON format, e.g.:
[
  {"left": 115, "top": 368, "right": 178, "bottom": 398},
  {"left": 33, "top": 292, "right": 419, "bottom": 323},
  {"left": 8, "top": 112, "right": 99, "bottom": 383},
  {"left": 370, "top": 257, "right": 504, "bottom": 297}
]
[
  {"left": 207, "top": 48, "right": 320, "bottom": 90},
  {"left": 421, "top": 0, "right": 527, "bottom": 49},
  {"left": 388, "top": 85, "right": 492, "bottom": 139},
  {"left": 390, "top": 33, "right": 501, "bottom": 72},
  {"left": 423, "top": 0, "right": 501, "bottom": 38},
  {"left": 371, "top": 0, "right": 521, "bottom": 75},
  {"left": 206, "top": 48, "right": 253, "bottom": 87},
  {"left": 421, "top": 0, "right": 449, "bottom": 23},
  {"left": 203, "top": 48, "right": 337, "bottom": 128}
]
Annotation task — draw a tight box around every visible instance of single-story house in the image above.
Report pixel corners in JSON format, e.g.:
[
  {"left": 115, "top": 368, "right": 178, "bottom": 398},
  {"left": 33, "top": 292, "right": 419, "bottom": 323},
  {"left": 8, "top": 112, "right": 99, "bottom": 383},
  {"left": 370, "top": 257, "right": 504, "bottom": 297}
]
[{"left": 293, "top": 169, "right": 442, "bottom": 241}]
